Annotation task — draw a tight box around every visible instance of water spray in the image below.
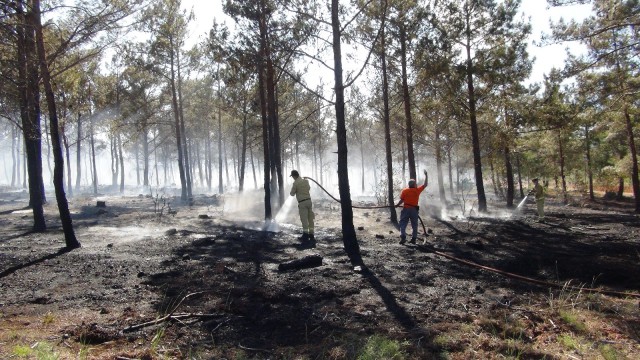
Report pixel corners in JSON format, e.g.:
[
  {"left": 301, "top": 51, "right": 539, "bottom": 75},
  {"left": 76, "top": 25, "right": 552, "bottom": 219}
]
[
  {"left": 265, "top": 195, "right": 296, "bottom": 232},
  {"left": 516, "top": 194, "right": 529, "bottom": 210}
]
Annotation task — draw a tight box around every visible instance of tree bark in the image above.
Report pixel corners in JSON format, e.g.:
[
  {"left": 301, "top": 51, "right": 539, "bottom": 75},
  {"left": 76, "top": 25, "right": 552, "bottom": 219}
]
[
  {"left": 585, "top": 124, "right": 594, "bottom": 200},
  {"left": 623, "top": 107, "right": 640, "bottom": 212},
  {"left": 331, "top": 0, "right": 362, "bottom": 266},
  {"left": 90, "top": 111, "right": 98, "bottom": 195},
  {"left": 379, "top": 6, "right": 397, "bottom": 224},
  {"left": 62, "top": 127, "right": 72, "bottom": 196},
  {"left": 258, "top": 51, "right": 272, "bottom": 220},
  {"left": 118, "top": 133, "right": 125, "bottom": 193},
  {"left": 33, "top": 0, "right": 80, "bottom": 248},
  {"left": 177, "top": 52, "right": 192, "bottom": 200},
  {"left": 75, "top": 112, "right": 81, "bottom": 191},
  {"left": 18, "top": 0, "right": 46, "bottom": 231},
  {"left": 399, "top": 24, "right": 416, "bottom": 180},
  {"left": 465, "top": 16, "right": 487, "bottom": 212},
  {"left": 217, "top": 66, "right": 224, "bottom": 194},
  {"left": 169, "top": 41, "right": 188, "bottom": 201},
  {"left": 239, "top": 114, "right": 248, "bottom": 192},
  {"left": 557, "top": 129, "right": 568, "bottom": 204},
  {"left": 435, "top": 127, "right": 446, "bottom": 203}
]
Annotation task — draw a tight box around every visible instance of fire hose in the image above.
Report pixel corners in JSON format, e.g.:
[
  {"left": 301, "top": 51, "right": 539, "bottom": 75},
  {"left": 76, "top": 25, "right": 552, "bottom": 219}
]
[{"left": 303, "top": 177, "right": 640, "bottom": 298}]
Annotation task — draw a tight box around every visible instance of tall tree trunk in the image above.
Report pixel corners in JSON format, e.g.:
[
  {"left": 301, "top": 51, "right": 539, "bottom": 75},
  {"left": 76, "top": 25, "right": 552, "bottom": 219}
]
[
  {"left": 447, "top": 139, "right": 454, "bottom": 196},
  {"left": 118, "top": 133, "right": 124, "bottom": 193},
  {"left": 11, "top": 125, "right": 17, "bottom": 187},
  {"left": 16, "top": 126, "right": 22, "bottom": 187},
  {"left": 623, "top": 107, "right": 640, "bottom": 212},
  {"left": 154, "top": 130, "right": 160, "bottom": 187},
  {"left": 63, "top": 129, "right": 72, "bottom": 196},
  {"left": 206, "top": 129, "right": 212, "bottom": 190},
  {"left": 42, "top": 115, "right": 52, "bottom": 184},
  {"left": 142, "top": 129, "right": 149, "bottom": 187},
  {"left": 196, "top": 140, "right": 204, "bottom": 188},
  {"left": 33, "top": 0, "right": 80, "bottom": 248},
  {"left": 258, "top": 49, "right": 272, "bottom": 220},
  {"left": 380, "top": 8, "right": 397, "bottom": 224},
  {"left": 75, "top": 112, "right": 81, "bottom": 191},
  {"left": 360, "top": 140, "right": 365, "bottom": 193},
  {"left": 516, "top": 152, "right": 524, "bottom": 197},
  {"left": 110, "top": 135, "right": 118, "bottom": 186},
  {"left": 435, "top": 127, "right": 446, "bottom": 203},
  {"left": 585, "top": 124, "right": 594, "bottom": 200},
  {"left": 557, "top": 130, "right": 568, "bottom": 204},
  {"left": 250, "top": 144, "right": 257, "bottom": 189},
  {"left": 239, "top": 114, "right": 248, "bottom": 192},
  {"left": 332, "top": 0, "right": 362, "bottom": 266},
  {"left": 18, "top": 0, "right": 46, "bottom": 231},
  {"left": 258, "top": 0, "right": 283, "bottom": 208},
  {"left": 399, "top": 24, "right": 416, "bottom": 180},
  {"left": 217, "top": 69, "right": 224, "bottom": 194},
  {"left": 90, "top": 112, "right": 98, "bottom": 195},
  {"left": 465, "top": 22, "right": 487, "bottom": 212},
  {"left": 169, "top": 45, "right": 187, "bottom": 201},
  {"left": 177, "top": 67, "right": 192, "bottom": 199}
]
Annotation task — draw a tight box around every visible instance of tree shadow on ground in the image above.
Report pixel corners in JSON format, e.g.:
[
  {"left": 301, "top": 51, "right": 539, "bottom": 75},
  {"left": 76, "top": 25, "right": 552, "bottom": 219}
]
[
  {"left": 139, "top": 223, "right": 442, "bottom": 357},
  {"left": 0, "top": 247, "right": 73, "bottom": 279}
]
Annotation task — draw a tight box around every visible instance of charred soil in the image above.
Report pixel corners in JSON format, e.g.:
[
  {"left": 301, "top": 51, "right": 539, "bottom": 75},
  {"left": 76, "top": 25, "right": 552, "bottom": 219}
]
[{"left": 0, "top": 188, "right": 639, "bottom": 359}]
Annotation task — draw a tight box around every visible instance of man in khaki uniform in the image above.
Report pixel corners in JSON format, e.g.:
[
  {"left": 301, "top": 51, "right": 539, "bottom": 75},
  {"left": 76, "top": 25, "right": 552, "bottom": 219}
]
[
  {"left": 530, "top": 178, "right": 545, "bottom": 221},
  {"left": 289, "top": 170, "right": 314, "bottom": 241}
]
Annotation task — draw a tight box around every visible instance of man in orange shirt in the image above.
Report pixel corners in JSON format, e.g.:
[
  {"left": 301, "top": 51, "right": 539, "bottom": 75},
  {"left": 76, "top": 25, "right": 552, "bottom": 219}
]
[{"left": 395, "top": 170, "right": 428, "bottom": 244}]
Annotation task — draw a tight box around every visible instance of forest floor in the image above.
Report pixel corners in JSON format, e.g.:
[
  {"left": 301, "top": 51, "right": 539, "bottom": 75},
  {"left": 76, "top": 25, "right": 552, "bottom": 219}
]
[{"left": 0, "top": 185, "right": 639, "bottom": 359}]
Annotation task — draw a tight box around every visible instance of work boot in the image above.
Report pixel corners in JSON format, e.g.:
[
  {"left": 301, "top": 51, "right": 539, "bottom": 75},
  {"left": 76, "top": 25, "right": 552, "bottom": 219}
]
[
  {"left": 299, "top": 233, "right": 309, "bottom": 241},
  {"left": 399, "top": 236, "right": 406, "bottom": 245},
  {"left": 309, "top": 234, "right": 315, "bottom": 242},
  {"left": 409, "top": 238, "right": 416, "bottom": 244}
]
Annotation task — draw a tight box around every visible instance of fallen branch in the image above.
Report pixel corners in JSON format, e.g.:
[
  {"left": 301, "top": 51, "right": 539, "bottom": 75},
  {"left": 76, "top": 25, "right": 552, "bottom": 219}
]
[{"left": 122, "top": 291, "right": 206, "bottom": 333}]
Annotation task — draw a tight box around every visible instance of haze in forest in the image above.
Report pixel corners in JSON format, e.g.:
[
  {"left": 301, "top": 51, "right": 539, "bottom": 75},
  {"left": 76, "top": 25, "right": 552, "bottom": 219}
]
[{"left": 1, "top": 0, "right": 639, "bottom": 252}]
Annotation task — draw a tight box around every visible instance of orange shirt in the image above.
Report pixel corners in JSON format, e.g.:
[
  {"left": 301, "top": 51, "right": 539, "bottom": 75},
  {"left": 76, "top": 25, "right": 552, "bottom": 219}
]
[{"left": 400, "top": 184, "right": 426, "bottom": 208}]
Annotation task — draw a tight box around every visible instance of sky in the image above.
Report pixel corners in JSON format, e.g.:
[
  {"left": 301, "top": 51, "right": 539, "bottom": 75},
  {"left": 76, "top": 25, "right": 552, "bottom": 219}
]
[{"left": 181, "top": 0, "right": 594, "bottom": 84}]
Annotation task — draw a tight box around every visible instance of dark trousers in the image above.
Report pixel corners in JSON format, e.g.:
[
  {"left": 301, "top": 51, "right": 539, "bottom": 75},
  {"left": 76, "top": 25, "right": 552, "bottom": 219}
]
[{"left": 399, "top": 207, "right": 419, "bottom": 239}]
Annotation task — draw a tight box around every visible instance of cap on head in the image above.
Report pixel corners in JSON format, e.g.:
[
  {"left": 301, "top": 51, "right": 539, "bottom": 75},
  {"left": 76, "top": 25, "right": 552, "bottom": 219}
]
[
  {"left": 408, "top": 179, "right": 416, "bottom": 188},
  {"left": 290, "top": 170, "right": 299, "bottom": 178},
  {"left": 532, "top": 178, "right": 539, "bottom": 182}
]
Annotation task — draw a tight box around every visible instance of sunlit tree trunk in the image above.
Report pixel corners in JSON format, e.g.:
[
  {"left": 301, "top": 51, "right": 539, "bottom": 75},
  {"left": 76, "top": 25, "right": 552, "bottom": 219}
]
[
  {"left": 217, "top": 71, "right": 224, "bottom": 194},
  {"left": 623, "top": 108, "right": 640, "bottom": 212},
  {"left": 435, "top": 127, "right": 446, "bottom": 203},
  {"left": 18, "top": 0, "right": 46, "bottom": 231},
  {"left": 331, "top": 0, "right": 362, "bottom": 266},
  {"left": 584, "top": 124, "right": 594, "bottom": 200},
  {"left": 75, "top": 112, "right": 81, "bottom": 191},
  {"left": 399, "top": 24, "right": 416, "bottom": 180},
  {"left": 169, "top": 44, "right": 187, "bottom": 201},
  {"left": 63, "top": 128, "right": 72, "bottom": 196},
  {"left": 557, "top": 129, "right": 568, "bottom": 204},
  {"left": 258, "top": 49, "right": 272, "bottom": 220},
  {"left": 11, "top": 125, "right": 17, "bottom": 187},
  {"left": 90, "top": 111, "right": 98, "bottom": 195},
  {"left": 33, "top": 0, "right": 80, "bottom": 248},
  {"left": 239, "top": 114, "right": 248, "bottom": 192},
  {"left": 379, "top": 6, "right": 397, "bottom": 224},
  {"left": 142, "top": 129, "right": 149, "bottom": 187},
  {"left": 118, "top": 133, "right": 124, "bottom": 193},
  {"left": 464, "top": 15, "right": 487, "bottom": 212}
]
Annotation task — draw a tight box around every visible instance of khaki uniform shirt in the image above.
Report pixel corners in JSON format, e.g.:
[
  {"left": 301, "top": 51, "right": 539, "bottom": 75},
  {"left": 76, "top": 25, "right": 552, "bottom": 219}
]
[
  {"left": 290, "top": 177, "right": 311, "bottom": 202},
  {"left": 534, "top": 183, "right": 544, "bottom": 200}
]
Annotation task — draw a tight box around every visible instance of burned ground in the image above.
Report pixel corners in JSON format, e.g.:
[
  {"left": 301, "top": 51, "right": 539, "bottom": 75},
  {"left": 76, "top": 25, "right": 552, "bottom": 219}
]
[{"left": 0, "top": 188, "right": 638, "bottom": 359}]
